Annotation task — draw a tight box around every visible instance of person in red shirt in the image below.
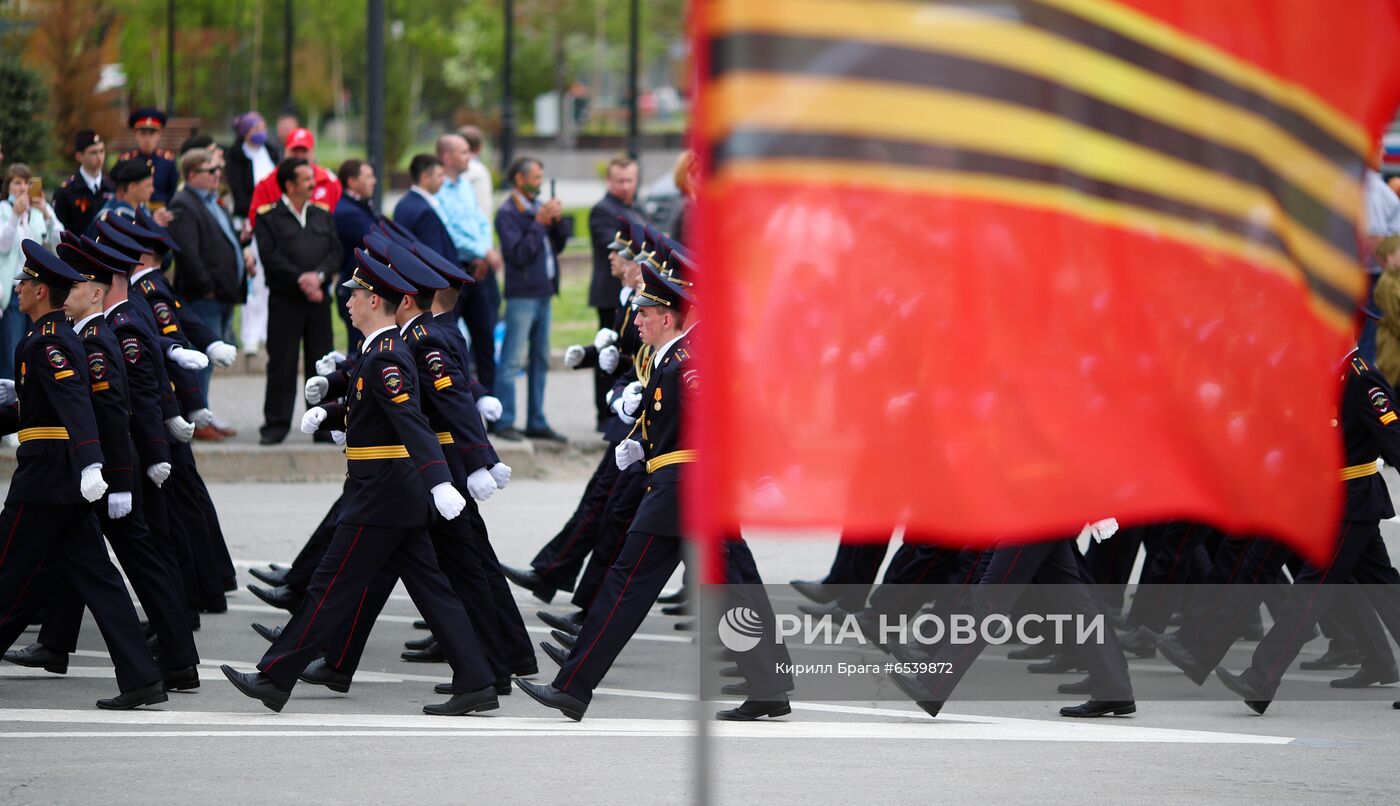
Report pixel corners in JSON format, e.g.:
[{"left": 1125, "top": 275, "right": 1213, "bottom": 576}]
[{"left": 247, "top": 128, "right": 341, "bottom": 228}]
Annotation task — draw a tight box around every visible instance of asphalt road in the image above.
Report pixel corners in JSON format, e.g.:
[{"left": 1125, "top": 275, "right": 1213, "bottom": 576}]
[{"left": 1, "top": 480, "right": 1399, "bottom": 804}]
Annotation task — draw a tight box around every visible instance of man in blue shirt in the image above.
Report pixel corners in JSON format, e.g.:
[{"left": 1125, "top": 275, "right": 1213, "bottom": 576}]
[{"left": 436, "top": 133, "right": 503, "bottom": 391}]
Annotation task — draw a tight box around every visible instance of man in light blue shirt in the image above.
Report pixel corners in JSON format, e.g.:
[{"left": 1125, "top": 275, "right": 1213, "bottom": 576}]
[{"left": 435, "top": 133, "right": 504, "bottom": 389}]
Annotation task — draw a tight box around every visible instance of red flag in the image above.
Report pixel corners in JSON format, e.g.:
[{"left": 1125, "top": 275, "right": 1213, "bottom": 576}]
[{"left": 688, "top": 0, "right": 1400, "bottom": 576}]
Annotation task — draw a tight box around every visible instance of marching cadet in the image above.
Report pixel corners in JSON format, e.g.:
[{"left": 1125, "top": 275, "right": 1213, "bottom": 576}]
[
  {"left": 1214, "top": 344, "right": 1400, "bottom": 713},
  {"left": 286, "top": 243, "right": 529, "bottom": 693},
  {"left": 87, "top": 159, "right": 157, "bottom": 236},
  {"left": 220, "top": 249, "right": 499, "bottom": 716},
  {"left": 0, "top": 240, "right": 166, "bottom": 710},
  {"left": 3, "top": 238, "right": 201, "bottom": 690},
  {"left": 517, "top": 253, "right": 794, "bottom": 721},
  {"left": 120, "top": 107, "right": 178, "bottom": 209},
  {"left": 51, "top": 130, "right": 114, "bottom": 237}
]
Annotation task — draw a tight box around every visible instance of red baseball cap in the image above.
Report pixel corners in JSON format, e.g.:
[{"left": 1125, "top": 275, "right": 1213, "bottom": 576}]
[{"left": 285, "top": 128, "right": 316, "bottom": 151}]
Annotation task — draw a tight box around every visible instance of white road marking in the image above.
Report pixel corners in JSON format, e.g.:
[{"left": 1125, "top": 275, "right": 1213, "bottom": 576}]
[{"left": 0, "top": 709, "right": 1294, "bottom": 743}]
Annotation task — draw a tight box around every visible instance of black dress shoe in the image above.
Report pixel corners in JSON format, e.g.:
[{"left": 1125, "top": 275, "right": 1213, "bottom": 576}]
[
  {"left": 721, "top": 682, "right": 750, "bottom": 696},
  {"left": 493, "top": 426, "right": 526, "bottom": 442},
  {"left": 1214, "top": 667, "right": 1271, "bottom": 714},
  {"left": 1060, "top": 699, "right": 1136, "bottom": 717},
  {"left": 413, "top": 619, "right": 429, "bottom": 630},
  {"left": 1057, "top": 676, "right": 1093, "bottom": 695},
  {"left": 516, "top": 679, "right": 587, "bottom": 721},
  {"left": 1116, "top": 626, "right": 1157, "bottom": 658},
  {"left": 3, "top": 643, "right": 69, "bottom": 674},
  {"left": 541, "top": 642, "right": 569, "bottom": 668},
  {"left": 1330, "top": 666, "right": 1400, "bottom": 688},
  {"left": 434, "top": 679, "right": 512, "bottom": 696},
  {"left": 221, "top": 665, "right": 291, "bottom": 712},
  {"left": 298, "top": 658, "right": 353, "bottom": 693},
  {"left": 246, "top": 584, "right": 301, "bottom": 612},
  {"left": 525, "top": 427, "right": 568, "bottom": 443},
  {"left": 716, "top": 696, "right": 791, "bottom": 721},
  {"left": 719, "top": 664, "right": 742, "bottom": 678},
  {"left": 1027, "top": 653, "right": 1085, "bottom": 674},
  {"left": 252, "top": 623, "right": 283, "bottom": 644},
  {"left": 1300, "top": 647, "right": 1365, "bottom": 670},
  {"left": 501, "top": 564, "right": 557, "bottom": 603},
  {"left": 674, "top": 619, "right": 694, "bottom": 631},
  {"left": 258, "top": 433, "right": 286, "bottom": 446},
  {"left": 657, "top": 588, "right": 688, "bottom": 605},
  {"left": 537, "top": 610, "right": 581, "bottom": 634},
  {"left": 96, "top": 681, "right": 169, "bottom": 711},
  {"left": 424, "top": 686, "right": 499, "bottom": 716},
  {"left": 1394, "top": 701, "right": 1400, "bottom": 709},
  {"left": 551, "top": 629, "right": 577, "bottom": 650},
  {"left": 401, "top": 640, "right": 445, "bottom": 663},
  {"left": 1007, "top": 642, "right": 1059, "bottom": 661},
  {"left": 790, "top": 579, "right": 838, "bottom": 605},
  {"left": 512, "top": 659, "right": 539, "bottom": 677},
  {"left": 249, "top": 566, "right": 290, "bottom": 586},
  {"left": 199, "top": 595, "right": 229, "bottom": 614},
  {"left": 888, "top": 671, "right": 944, "bottom": 718},
  {"left": 222, "top": 576, "right": 238, "bottom": 592},
  {"left": 660, "top": 603, "right": 690, "bottom": 617},
  {"left": 1154, "top": 632, "right": 1209, "bottom": 686},
  {"left": 404, "top": 634, "right": 436, "bottom": 651},
  {"left": 163, "top": 666, "right": 201, "bottom": 691}
]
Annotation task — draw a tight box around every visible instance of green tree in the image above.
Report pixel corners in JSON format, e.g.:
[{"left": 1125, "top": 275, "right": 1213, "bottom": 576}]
[{"left": 0, "top": 58, "right": 53, "bottom": 174}]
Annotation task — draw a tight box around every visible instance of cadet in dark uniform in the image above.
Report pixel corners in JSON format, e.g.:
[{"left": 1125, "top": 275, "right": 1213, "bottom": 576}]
[
  {"left": 87, "top": 158, "right": 153, "bottom": 237},
  {"left": 4, "top": 238, "right": 201, "bottom": 690},
  {"left": 0, "top": 241, "right": 165, "bottom": 710},
  {"left": 52, "top": 130, "right": 114, "bottom": 237},
  {"left": 1215, "top": 347, "right": 1400, "bottom": 713},
  {"left": 120, "top": 107, "right": 178, "bottom": 207},
  {"left": 220, "top": 250, "right": 498, "bottom": 716},
  {"left": 517, "top": 256, "right": 794, "bottom": 721}
]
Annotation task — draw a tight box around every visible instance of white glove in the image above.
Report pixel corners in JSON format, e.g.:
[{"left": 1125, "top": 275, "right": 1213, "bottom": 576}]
[
  {"left": 315, "top": 350, "right": 347, "bottom": 376},
  {"left": 563, "top": 345, "right": 586, "bottom": 368},
  {"left": 615, "top": 438, "right": 644, "bottom": 471},
  {"left": 488, "top": 462, "right": 512, "bottom": 490},
  {"left": 598, "top": 345, "right": 620, "bottom": 374},
  {"left": 170, "top": 346, "right": 209, "bottom": 371},
  {"left": 620, "top": 381, "right": 644, "bottom": 416},
  {"left": 165, "top": 415, "right": 194, "bottom": 442},
  {"left": 593, "top": 327, "right": 618, "bottom": 350},
  {"left": 300, "top": 406, "right": 328, "bottom": 434},
  {"left": 431, "top": 481, "right": 467, "bottom": 520},
  {"left": 476, "top": 395, "right": 502, "bottom": 423},
  {"left": 305, "top": 376, "right": 330, "bottom": 404},
  {"left": 79, "top": 464, "right": 108, "bottom": 503},
  {"left": 107, "top": 491, "right": 133, "bottom": 519},
  {"left": 0, "top": 379, "right": 15, "bottom": 406},
  {"left": 189, "top": 408, "right": 215, "bottom": 428},
  {"left": 206, "top": 341, "right": 237, "bottom": 368},
  {"left": 146, "top": 462, "right": 172, "bottom": 487},
  {"left": 330, "top": 430, "right": 346, "bottom": 446},
  {"left": 1078, "top": 518, "right": 1120, "bottom": 544},
  {"left": 466, "top": 467, "right": 498, "bottom": 501}
]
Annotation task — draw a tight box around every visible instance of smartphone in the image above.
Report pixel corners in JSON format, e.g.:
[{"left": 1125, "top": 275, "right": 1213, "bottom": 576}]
[
  {"left": 549, "top": 179, "right": 556, "bottom": 200},
  {"left": 28, "top": 178, "right": 42, "bottom": 201}
]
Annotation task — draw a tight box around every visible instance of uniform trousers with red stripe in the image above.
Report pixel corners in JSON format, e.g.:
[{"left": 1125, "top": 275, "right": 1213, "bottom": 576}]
[
  {"left": 554, "top": 531, "right": 794, "bottom": 703},
  {"left": 530, "top": 447, "right": 622, "bottom": 592},
  {"left": 1235, "top": 519, "right": 1400, "bottom": 698},
  {"left": 322, "top": 504, "right": 533, "bottom": 680},
  {"left": 0, "top": 502, "right": 161, "bottom": 692},
  {"left": 257, "top": 521, "right": 495, "bottom": 693}
]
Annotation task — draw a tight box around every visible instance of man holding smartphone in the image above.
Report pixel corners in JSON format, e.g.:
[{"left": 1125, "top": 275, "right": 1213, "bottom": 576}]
[{"left": 492, "top": 156, "right": 571, "bottom": 442}]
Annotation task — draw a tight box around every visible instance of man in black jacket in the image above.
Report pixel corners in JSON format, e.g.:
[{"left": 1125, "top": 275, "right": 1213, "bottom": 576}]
[
  {"left": 169, "top": 147, "right": 249, "bottom": 413},
  {"left": 586, "top": 156, "right": 642, "bottom": 429},
  {"left": 253, "top": 158, "right": 341, "bottom": 444}
]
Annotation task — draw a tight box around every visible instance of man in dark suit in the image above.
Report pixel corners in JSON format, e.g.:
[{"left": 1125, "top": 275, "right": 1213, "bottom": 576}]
[
  {"left": 253, "top": 157, "right": 341, "bottom": 445},
  {"left": 332, "top": 159, "right": 378, "bottom": 353},
  {"left": 52, "top": 130, "right": 115, "bottom": 238},
  {"left": 586, "top": 156, "right": 642, "bottom": 430},
  {"left": 168, "top": 147, "right": 248, "bottom": 414},
  {"left": 393, "top": 155, "right": 456, "bottom": 261}
]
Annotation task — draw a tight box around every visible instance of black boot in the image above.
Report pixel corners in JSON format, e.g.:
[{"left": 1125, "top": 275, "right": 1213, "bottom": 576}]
[
  {"left": 163, "top": 666, "right": 201, "bottom": 691},
  {"left": 246, "top": 584, "right": 301, "bottom": 612},
  {"left": 551, "top": 629, "right": 577, "bottom": 650},
  {"left": 537, "top": 610, "right": 582, "bottom": 635},
  {"left": 423, "top": 686, "right": 499, "bottom": 716},
  {"left": 299, "top": 658, "right": 353, "bottom": 693},
  {"left": 221, "top": 665, "right": 291, "bottom": 712},
  {"left": 251, "top": 623, "right": 283, "bottom": 644},
  {"left": 516, "top": 679, "right": 587, "bottom": 721},
  {"left": 500, "top": 564, "right": 557, "bottom": 603},
  {"left": 1059, "top": 699, "right": 1136, "bottom": 717},
  {"left": 3, "top": 643, "right": 69, "bottom": 674},
  {"left": 541, "top": 642, "right": 569, "bottom": 668}
]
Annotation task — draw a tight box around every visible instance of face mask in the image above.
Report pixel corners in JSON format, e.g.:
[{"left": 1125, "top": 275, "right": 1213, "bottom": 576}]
[
  {"left": 522, "top": 182, "right": 542, "bottom": 197},
  {"left": 249, "top": 131, "right": 268, "bottom": 147}
]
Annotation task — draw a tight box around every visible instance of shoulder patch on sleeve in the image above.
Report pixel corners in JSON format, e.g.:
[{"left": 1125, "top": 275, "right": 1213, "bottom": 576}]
[
  {"left": 122, "top": 337, "right": 142, "bottom": 364},
  {"left": 88, "top": 352, "right": 108, "bottom": 381},
  {"left": 1369, "top": 386, "right": 1394, "bottom": 415},
  {"left": 424, "top": 350, "right": 446, "bottom": 379},
  {"left": 682, "top": 368, "right": 700, "bottom": 393},
  {"left": 45, "top": 345, "right": 71, "bottom": 373},
  {"left": 381, "top": 365, "right": 405, "bottom": 399}
]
